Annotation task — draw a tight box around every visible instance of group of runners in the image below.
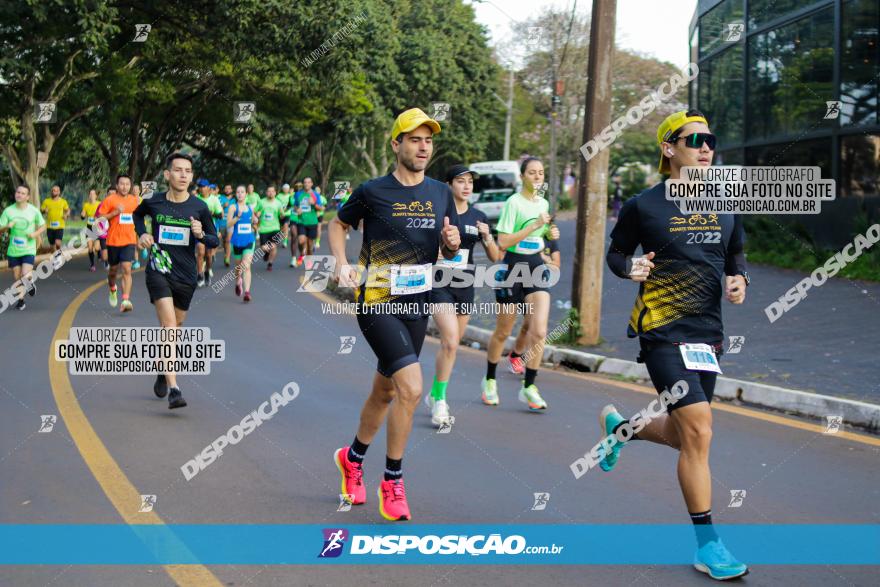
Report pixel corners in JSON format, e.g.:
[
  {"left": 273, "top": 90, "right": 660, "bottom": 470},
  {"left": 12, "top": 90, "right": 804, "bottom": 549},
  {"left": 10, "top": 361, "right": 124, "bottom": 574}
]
[
  {"left": 1, "top": 105, "right": 750, "bottom": 580},
  {"left": 329, "top": 107, "right": 750, "bottom": 580},
  {"left": 188, "top": 178, "right": 330, "bottom": 289}
]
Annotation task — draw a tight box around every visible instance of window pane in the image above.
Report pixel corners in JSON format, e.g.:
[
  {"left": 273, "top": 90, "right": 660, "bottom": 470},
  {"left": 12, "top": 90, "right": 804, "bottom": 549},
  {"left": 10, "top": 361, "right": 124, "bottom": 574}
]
[
  {"left": 747, "top": 7, "right": 835, "bottom": 140},
  {"left": 698, "top": 45, "right": 744, "bottom": 146},
  {"left": 745, "top": 137, "right": 832, "bottom": 177},
  {"left": 748, "top": 0, "right": 822, "bottom": 29},
  {"left": 745, "top": 138, "right": 836, "bottom": 246},
  {"left": 841, "top": 0, "right": 880, "bottom": 126},
  {"left": 700, "top": 0, "right": 744, "bottom": 57},
  {"left": 841, "top": 134, "right": 880, "bottom": 197}
]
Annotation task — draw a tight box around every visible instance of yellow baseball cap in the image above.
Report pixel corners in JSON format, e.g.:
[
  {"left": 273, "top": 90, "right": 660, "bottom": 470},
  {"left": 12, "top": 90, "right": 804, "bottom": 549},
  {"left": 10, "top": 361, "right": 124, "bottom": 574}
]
[
  {"left": 390, "top": 108, "right": 441, "bottom": 140},
  {"left": 656, "top": 111, "right": 708, "bottom": 173}
]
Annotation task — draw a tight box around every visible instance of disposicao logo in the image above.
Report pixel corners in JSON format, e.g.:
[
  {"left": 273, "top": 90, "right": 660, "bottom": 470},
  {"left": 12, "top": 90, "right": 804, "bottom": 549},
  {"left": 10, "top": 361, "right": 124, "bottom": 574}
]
[{"left": 318, "top": 528, "right": 348, "bottom": 558}]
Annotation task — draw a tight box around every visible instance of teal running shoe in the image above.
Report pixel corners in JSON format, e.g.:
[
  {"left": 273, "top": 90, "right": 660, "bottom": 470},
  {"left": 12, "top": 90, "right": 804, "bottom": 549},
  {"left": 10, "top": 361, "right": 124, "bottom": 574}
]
[
  {"left": 694, "top": 539, "right": 749, "bottom": 581},
  {"left": 598, "top": 404, "right": 627, "bottom": 472}
]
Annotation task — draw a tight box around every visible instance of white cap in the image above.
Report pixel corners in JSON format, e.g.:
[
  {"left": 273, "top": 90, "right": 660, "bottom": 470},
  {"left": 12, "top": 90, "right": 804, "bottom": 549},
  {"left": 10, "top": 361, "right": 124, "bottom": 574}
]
[{"left": 282, "top": 183, "right": 290, "bottom": 190}]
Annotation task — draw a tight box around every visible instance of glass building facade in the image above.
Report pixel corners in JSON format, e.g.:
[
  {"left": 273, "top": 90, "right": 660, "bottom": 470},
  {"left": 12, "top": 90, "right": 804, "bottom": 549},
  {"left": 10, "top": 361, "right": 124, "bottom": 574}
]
[{"left": 690, "top": 0, "right": 879, "bottom": 246}]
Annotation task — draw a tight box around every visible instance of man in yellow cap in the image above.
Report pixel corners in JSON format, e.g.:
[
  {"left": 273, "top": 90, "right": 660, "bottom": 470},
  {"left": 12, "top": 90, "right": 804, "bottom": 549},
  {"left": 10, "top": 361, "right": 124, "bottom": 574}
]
[
  {"left": 596, "top": 109, "right": 751, "bottom": 580},
  {"left": 327, "top": 108, "right": 461, "bottom": 521}
]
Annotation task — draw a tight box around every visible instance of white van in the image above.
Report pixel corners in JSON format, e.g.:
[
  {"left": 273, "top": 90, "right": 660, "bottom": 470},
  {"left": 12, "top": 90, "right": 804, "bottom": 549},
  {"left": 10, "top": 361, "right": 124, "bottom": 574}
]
[{"left": 468, "top": 160, "right": 522, "bottom": 222}]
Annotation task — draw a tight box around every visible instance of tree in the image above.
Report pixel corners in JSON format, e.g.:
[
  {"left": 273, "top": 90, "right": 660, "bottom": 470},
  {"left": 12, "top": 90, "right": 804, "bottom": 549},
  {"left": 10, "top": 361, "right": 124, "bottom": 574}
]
[
  {"left": 0, "top": 1, "right": 132, "bottom": 203},
  {"left": 499, "top": 7, "right": 686, "bottom": 186}
]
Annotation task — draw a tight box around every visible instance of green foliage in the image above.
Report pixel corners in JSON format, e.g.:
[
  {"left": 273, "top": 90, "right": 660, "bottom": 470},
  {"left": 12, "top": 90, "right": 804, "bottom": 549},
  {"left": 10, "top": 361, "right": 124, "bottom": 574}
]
[
  {"left": 744, "top": 216, "right": 880, "bottom": 282},
  {"left": 0, "top": 0, "right": 501, "bottom": 196},
  {"left": 558, "top": 307, "right": 583, "bottom": 345}
]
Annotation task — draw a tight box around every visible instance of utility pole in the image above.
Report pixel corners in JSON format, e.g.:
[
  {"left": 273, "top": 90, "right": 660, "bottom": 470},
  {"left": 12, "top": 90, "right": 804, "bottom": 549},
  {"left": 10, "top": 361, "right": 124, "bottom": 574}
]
[
  {"left": 504, "top": 68, "right": 514, "bottom": 160},
  {"left": 549, "top": 34, "right": 559, "bottom": 212},
  {"left": 494, "top": 68, "right": 515, "bottom": 161},
  {"left": 571, "top": 0, "right": 616, "bottom": 345}
]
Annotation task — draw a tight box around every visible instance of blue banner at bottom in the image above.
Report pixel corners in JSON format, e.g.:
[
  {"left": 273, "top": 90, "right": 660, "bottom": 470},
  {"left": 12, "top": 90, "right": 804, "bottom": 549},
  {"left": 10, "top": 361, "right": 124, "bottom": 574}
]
[{"left": 0, "top": 525, "right": 877, "bottom": 565}]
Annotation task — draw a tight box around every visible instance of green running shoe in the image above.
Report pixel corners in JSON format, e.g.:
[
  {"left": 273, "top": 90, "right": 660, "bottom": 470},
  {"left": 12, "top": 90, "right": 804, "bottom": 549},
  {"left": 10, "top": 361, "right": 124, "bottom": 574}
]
[{"left": 518, "top": 384, "right": 547, "bottom": 411}]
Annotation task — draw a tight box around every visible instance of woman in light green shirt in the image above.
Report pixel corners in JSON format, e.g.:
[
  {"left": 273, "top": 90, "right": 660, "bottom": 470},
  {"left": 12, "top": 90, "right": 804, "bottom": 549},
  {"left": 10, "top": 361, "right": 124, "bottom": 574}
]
[
  {"left": 480, "top": 157, "right": 560, "bottom": 411},
  {"left": 0, "top": 185, "right": 46, "bottom": 310}
]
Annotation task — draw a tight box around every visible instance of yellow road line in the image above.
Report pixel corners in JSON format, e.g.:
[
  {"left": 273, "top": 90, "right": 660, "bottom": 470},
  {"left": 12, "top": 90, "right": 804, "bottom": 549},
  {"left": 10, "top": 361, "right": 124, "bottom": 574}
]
[
  {"left": 308, "top": 286, "right": 880, "bottom": 447},
  {"left": 49, "top": 280, "right": 222, "bottom": 587}
]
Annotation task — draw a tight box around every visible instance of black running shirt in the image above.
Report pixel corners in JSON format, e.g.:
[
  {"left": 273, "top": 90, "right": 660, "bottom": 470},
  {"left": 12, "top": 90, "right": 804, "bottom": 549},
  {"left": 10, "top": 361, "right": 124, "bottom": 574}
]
[
  {"left": 338, "top": 174, "right": 460, "bottom": 318},
  {"left": 134, "top": 191, "right": 220, "bottom": 285},
  {"left": 607, "top": 182, "right": 746, "bottom": 344},
  {"left": 437, "top": 205, "right": 488, "bottom": 278}
]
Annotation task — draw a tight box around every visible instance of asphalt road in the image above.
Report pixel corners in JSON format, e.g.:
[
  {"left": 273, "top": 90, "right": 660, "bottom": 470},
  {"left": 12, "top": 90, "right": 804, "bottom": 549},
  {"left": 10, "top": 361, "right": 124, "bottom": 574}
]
[{"left": 0, "top": 247, "right": 877, "bottom": 586}]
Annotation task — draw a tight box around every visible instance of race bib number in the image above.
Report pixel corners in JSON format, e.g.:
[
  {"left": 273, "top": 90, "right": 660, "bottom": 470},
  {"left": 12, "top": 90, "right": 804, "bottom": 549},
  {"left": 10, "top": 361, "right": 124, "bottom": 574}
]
[
  {"left": 515, "top": 235, "right": 544, "bottom": 254},
  {"left": 119, "top": 213, "right": 134, "bottom": 225},
  {"left": 238, "top": 223, "right": 252, "bottom": 234},
  {"left": 390, "top": 263, "right": 432, "bottom": 296},
  {"left": 679, "top": 343, "right": 722, "bottom": 374},
  {"left": 299, "top": 200, "right": 311, "bottom": 212},
  {"left": 263, "top": 212, "right": 274, "bottom": 221},
  {"left": 49, "top": 221, "right": 60, "bottom": 228},
  {"left": 158, "top": 225, "right": 191, "bottom": 246},
  {"left": 12, "top": 236, "right": 26, "bottom": 247},
  {"left": 438, "top": 247, "right": 469, "bottom": 269}
]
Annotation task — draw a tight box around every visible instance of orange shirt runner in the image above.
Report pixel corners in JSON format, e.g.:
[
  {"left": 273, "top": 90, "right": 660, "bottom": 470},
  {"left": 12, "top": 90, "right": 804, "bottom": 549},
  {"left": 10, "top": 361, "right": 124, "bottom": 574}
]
[{"left": 100, "top": 193, "right": 139, "bottom": 246}]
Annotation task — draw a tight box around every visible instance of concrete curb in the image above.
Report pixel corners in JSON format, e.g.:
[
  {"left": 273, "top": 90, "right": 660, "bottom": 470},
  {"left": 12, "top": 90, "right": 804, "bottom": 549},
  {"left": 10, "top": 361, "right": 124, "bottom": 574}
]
[{"left": 427, "top": 320, "right": 880, "bottom": 433}]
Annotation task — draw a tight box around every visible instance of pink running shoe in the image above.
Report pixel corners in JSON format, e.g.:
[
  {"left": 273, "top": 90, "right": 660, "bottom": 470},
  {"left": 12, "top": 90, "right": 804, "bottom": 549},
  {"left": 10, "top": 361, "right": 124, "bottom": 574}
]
[
  {"left": 378, "top": 478, "right": 411, "bottom": 521},
  {"left": 334, "top": 447, "right": 366, "bottom": 505},
  {"left": 508, "top": 354, "right": 525, "bottom": 375}
]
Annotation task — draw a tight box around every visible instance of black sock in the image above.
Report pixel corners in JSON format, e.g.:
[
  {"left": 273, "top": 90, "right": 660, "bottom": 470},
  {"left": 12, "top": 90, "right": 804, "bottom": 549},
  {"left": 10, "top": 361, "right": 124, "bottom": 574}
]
[
  {"left": 690, "top": 510, "right": 718, "bottom": 547},
  {"left": 510, "top": 351, "right": 521, "bottom": 359},
  {"left": 612, "top": 419, "right": 639, "bottom": 441},
  {"left": 348, "top": 436, "right": 368, "bottom": 464},
  {"left": 524, "top": 367, "right": 538, "bottom": 388},
  {"left": 88, "top": 251, "right": 95, "bottom": 266},
  {"left": 384, "top": 456, "right": 403, "bottom": 481},
  {"left": 486, "top": 361, "right": 498, "bottom": 380}
]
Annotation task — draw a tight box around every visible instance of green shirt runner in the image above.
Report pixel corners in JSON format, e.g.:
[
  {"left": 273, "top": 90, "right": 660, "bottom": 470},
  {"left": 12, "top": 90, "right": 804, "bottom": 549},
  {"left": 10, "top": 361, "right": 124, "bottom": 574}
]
[
  {"left": 495, "top": 192, "right": 549, "bottom": 254},
  {"left": 198, "top": 194, "right": 224, "bottom": 218},
  {"left": 294, "top": 190, "right": 320, "bottom": 226},
  {"left": 256, "top": 198, "right": 284, "bottom": 233},
  {"left": 0, "top": 203, "right": 45, "bottom": 257},
  {"left": 277, "top": 192, "right": 291, "bottom": 215}
]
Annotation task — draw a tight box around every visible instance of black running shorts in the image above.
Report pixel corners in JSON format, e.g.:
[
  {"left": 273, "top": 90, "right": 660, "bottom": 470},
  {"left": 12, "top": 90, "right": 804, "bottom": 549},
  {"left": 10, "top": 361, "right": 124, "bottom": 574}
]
[
  {"left": 493, "top": 250, "right": 552, "bottom": 303},
  {"left": 356, "top": 310, "right": 428, "bottom": 377},
  {"left": 259, "top": 231, "right": 284, "bottom": 247},
  {"left": 107, "top": 244, "right": 136, "bottom": 266},
  {"left": 431, "top": 285, "right": 475, "bottom": 313},
  {"left": 46, "top": 228, "right": 64, "bottom": 244},
  {"left": 300, "top": 224, "right": 318, "bottom": 239},
  {"left": 639, "top": 340, "right": 718, "bottom": 411},
  {"left": 145, "top": 270, "right": 197, "bottom": 311}
]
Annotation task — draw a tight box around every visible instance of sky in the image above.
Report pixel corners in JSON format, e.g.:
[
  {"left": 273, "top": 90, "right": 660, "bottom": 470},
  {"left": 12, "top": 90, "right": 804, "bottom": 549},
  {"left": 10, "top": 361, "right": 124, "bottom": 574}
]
[{"left": 469, "top": 0, "right": 699, "bottom": 69}]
